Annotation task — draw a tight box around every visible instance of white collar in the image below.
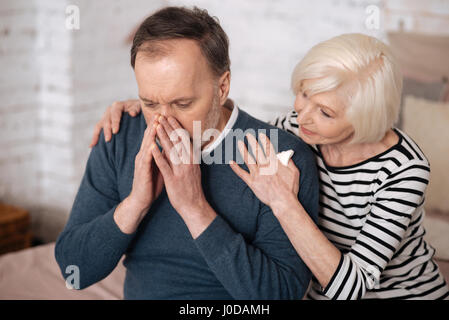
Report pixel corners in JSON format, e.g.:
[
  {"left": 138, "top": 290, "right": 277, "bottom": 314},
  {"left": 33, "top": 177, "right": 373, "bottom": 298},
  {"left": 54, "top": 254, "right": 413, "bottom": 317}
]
[{"left": 201, "top": 104, "right": 239, "bottom": 155}]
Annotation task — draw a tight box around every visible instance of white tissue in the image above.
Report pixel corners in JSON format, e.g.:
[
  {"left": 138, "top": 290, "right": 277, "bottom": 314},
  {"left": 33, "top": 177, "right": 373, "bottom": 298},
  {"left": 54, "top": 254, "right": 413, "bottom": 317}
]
[{"left": 276, "top": 149, "right": 294, "bottom": 166}]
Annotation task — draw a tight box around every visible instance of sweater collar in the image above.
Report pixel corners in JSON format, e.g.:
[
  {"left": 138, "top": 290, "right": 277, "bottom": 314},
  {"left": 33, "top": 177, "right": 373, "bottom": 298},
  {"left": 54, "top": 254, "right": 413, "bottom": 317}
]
[{"left": 201, "top": 104, "right": 239, "bottom": 156}]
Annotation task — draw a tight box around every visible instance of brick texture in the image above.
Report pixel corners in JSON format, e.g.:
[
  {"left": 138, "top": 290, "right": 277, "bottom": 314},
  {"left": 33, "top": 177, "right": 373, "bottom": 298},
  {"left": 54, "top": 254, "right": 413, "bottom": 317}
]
[{"left": 0, "top": 0, "right": 447, "bottom": 242}]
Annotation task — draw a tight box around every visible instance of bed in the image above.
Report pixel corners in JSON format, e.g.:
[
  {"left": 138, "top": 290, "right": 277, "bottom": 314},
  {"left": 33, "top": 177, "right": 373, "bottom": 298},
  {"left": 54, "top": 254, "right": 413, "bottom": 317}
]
[
  {"left": 0, "top": 240, "right": 448, "bottom": 300},
  {"left": 0, "top": 242, "right": 125, "bottom": 299}
]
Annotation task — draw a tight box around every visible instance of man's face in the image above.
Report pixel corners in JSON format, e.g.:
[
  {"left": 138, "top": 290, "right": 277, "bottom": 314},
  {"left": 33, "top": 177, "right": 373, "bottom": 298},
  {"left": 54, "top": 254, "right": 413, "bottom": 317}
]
[{"left": 134, "top": 39, "right": 223, "bottom": 140}]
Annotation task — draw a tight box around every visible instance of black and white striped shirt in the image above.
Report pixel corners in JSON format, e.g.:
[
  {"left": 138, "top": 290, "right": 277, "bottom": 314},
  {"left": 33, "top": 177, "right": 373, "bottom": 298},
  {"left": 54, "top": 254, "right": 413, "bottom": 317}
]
[{"left": 270, "top": 110, "right": 449, "bottom": 300}]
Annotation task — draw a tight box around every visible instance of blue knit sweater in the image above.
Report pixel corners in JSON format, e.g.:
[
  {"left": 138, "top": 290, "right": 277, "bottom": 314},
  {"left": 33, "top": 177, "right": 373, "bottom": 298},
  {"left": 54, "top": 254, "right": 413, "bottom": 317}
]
[{"left": 55, "top": 107, "right": 319, "bottom": 299}]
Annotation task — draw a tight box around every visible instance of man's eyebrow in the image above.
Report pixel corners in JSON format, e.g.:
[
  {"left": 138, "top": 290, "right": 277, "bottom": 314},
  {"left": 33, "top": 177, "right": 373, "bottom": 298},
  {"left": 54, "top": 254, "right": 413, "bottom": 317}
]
[
  {"left": 139, "top": 96, "right": 194, "bottom": 103},
  {"left": 171, "top": 97, "right": 194, "bottom": 103},
  {"left": 139, "top": 96, "right": 154, "bottom": 103}
]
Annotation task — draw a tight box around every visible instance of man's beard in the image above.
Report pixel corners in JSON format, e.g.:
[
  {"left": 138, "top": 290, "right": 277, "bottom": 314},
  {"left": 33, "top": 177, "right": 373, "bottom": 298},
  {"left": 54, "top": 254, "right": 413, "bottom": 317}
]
[
  {"left": 200, "top": 92, "right": 222, "bottom": 149},
  {"left": 203, "top": 93, "right": 222, "bottom": 131}
]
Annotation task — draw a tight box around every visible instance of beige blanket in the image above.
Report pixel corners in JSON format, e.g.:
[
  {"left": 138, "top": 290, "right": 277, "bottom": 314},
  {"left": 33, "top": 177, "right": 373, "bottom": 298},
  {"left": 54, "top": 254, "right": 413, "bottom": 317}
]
[
  {"left": 1, "top": 242, "right": 448, "bottom": 299},
  {"left": 0, "top": 243, "right": 125, "bottom": 299}
]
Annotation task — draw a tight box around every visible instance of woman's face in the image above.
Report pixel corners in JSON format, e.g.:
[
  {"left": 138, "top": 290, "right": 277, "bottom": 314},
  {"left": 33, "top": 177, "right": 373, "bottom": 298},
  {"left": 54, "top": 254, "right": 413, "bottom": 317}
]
[{"left": 294, "top": 79, "right": 355, "bottom": 146}]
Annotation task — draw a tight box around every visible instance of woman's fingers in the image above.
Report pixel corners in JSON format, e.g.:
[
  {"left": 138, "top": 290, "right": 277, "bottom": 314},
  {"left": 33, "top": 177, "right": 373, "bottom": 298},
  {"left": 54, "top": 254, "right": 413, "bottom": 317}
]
[
  {"left": 259, "top": 132, "right": 276, "bottom": 160},
  {"left": 89, "top": 122, "right": 102, "bottom": 147},
  {"left": 287, "top": 158, "right": 300, "bottom": 176},
  {"left": 90, "top": 99, "right": 140, "bottom": 147},
  {"left": 110, "top": 102, "right": 124, "bottom": 134},
  {"left": 229, "top": 160, "right": 251, "bottom": 185},
  {"left": 287, "top": 158, "right": 301, "bottom": 196},
  {"left": 124, "top": 100, "right": 141, "bottom": 117},
  {"left": 129, "top": 108, "right": 138, "bottom": 117},
  {"left": 287, "top": 158, "right": 296, "bottom": 169},
  {"left": 246, "top": 133, "right": 267, "bottom": 165},
  {"left": 237, "top": 140, "right": 257, "bottom": 173},
  {"left": 103, "top": 108, "right": 113, "bottom": 142}
]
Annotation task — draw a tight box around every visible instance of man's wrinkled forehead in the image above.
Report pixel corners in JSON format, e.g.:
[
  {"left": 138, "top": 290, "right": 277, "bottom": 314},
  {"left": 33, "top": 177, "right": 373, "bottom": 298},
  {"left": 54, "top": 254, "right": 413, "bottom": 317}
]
[
  {"left": 135, "top": 39, "right": 212, "bottom": 78},
  {"left": 134, "top": 39, "right": 215, "bottom": 98}
]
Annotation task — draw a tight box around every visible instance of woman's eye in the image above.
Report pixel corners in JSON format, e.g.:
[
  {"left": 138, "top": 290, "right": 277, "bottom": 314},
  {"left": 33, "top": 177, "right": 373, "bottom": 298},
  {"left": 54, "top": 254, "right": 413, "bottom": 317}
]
[
  {"left": 321, "top": 109, "right": 331, "bottom": 118},
  {"left": 145, "top": 103, "right": 156, "bottom": 108}
]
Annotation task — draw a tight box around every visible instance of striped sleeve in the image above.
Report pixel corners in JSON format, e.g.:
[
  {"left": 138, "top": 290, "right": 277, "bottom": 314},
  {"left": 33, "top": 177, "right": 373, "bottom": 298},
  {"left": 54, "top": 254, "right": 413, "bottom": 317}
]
[
  {"left": 322, "top": 159, "right": 431, "bottom": 300},
  {"left": 269, "top": 110, "right": 299, "bottom": 135}
]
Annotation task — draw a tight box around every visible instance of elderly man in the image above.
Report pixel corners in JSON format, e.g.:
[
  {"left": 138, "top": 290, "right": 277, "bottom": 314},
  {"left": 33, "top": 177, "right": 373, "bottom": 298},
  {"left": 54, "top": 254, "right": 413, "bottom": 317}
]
[{"left": 55, "top": 6, "right": 319, "bottom": 300}]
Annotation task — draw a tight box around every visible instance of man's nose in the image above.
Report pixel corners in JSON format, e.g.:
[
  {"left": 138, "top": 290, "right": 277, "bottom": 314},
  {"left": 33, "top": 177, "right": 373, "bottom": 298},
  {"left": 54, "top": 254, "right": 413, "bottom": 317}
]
[{"left": 159, "top": 104, "right": 174, "bottom": 118}]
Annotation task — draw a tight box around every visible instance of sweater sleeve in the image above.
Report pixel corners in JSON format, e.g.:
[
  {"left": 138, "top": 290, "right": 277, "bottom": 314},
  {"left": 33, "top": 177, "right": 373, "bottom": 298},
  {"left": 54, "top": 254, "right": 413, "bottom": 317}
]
[
  {"left": 322, "top": 160, "right": 430, "bottom": 299},
  {"left": 54, "top": 130, "right": 135, "bottom": 289},
  {"left": 269, "top": 110, "right": 299, "bottom": 136},
  {"left": 194, "top": 141, "right": 319, "bottom": 299}
]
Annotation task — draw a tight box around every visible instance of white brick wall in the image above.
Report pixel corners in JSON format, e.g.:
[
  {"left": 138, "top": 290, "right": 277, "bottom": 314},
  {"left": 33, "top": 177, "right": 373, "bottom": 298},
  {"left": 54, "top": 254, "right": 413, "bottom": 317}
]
[
  {"left": 0, "top": 0, "right": 447, "bottom": 242},
  {"left": 170, "top": 0, "right": 386, "bottom": 121},
  {"left": 0, "top": 0, "right": 166, "bottom": 241},
  {"left": 0, "top": 0, "right": 41, "bottom": 215}
]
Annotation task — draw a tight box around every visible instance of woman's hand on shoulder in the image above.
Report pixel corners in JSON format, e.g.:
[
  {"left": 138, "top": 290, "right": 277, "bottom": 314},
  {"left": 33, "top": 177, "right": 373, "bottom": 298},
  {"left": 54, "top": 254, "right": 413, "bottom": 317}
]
[
  {"left": 229, "top": 132, "right": 301, "bottom": 213},
  {"left": 89, "top": 99, "right": 141, "bottom": 147}
]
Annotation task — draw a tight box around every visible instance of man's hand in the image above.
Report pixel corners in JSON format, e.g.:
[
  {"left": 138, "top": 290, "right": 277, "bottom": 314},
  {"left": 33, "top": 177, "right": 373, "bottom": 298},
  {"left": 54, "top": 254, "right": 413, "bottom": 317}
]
[
  {"left": 151, "top": 115, "right": 216, "bottom": 239},
  {"left": 113, "top": 113, "right": 164, "bottom": 234},
  {"left": 129, "top": 113, "right": 165, "bottom": 211},
  {"left": 90, "top": 99, "right": 141, "bottom": 147}
]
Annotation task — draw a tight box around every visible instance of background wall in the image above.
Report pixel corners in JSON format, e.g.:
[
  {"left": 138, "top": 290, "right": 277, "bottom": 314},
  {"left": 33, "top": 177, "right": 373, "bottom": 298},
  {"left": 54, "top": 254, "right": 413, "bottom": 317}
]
[{"left": 1, "top": 0, "right": 448, "bottom": 242}]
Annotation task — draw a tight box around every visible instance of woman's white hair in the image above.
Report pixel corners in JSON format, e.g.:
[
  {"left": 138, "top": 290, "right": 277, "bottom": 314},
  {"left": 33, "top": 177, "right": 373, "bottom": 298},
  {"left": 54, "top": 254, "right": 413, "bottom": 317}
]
[{"left": 291, "top": 33, "right": 403, "bottom": 144}]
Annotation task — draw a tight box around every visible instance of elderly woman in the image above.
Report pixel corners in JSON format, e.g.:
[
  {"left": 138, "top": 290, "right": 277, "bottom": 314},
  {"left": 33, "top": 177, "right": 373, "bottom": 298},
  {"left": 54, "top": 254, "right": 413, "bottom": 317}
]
[{"left": 90, "top": 33, "right": 449, "bottom": 299}]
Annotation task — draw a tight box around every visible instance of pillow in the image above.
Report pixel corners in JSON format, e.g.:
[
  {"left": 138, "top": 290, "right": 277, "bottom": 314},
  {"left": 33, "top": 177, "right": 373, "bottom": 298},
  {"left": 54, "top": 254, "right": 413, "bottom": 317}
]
[
  {"left": 423, "top": 211, "right": 449, "bottom": 261},
  {"left": 402, "top": 77, "right": 446, "bottom": 101},
  {"left": 402, "top": 96, "right": 449, "bottom": 260},
  {"left": 397, "top": 78, "right": 447, "bottom": 128},
  {"left": 402, "top": 96, "right": 449, "bottom": 213}
]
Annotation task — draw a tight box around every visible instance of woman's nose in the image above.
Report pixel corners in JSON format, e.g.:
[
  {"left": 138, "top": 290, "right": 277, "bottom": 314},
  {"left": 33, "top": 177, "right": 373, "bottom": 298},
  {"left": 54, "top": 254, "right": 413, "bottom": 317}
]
[{"left": 296, "top": 103, "right": 313, "bottom": 124}]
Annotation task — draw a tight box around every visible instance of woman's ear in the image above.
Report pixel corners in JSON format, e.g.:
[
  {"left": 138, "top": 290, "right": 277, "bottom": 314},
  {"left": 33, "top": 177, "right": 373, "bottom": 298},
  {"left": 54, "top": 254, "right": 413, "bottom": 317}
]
[{"left": 217, "top": 71, "right": 231, "bottom": 106}]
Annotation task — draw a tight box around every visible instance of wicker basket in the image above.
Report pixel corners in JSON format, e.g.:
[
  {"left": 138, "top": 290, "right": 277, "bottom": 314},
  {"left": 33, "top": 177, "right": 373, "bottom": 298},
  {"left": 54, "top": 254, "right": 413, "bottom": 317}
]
[{"left": 0, "top": 203, "right": 32, "bottom": 255}]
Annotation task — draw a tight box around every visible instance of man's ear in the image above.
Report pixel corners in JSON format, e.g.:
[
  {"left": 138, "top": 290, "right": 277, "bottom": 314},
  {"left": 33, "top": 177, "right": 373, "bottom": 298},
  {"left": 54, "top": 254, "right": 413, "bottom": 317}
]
[{"left": 217, "top": 71, "right": 231, "bottom": 106}]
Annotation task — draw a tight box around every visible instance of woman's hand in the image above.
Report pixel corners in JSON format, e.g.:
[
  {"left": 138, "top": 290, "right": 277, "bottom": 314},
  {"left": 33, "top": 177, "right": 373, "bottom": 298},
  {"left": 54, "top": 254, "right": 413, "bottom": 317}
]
[
  {"left": 89, "top": 99, "right": 141, "bottom": 147},
  {"left": 230, "top": 133, "right": 301, "bottom": 212}
]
